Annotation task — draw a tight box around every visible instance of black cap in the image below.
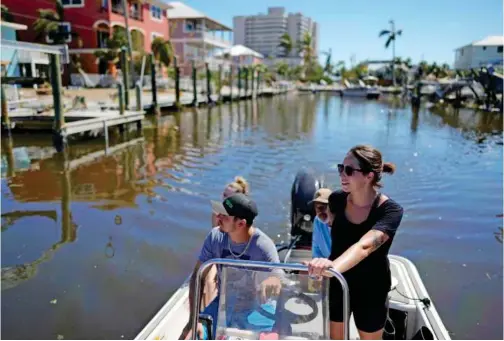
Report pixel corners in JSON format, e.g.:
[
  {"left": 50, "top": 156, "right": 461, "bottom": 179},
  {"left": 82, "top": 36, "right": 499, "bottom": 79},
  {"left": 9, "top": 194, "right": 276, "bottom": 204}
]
[{"left": 211, "top": 193, "right": 258, "bottom": 225}]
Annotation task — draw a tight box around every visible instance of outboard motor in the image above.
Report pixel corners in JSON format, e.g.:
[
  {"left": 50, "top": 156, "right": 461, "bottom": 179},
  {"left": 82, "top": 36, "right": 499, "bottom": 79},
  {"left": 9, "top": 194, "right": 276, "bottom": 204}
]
[{"left": 290, "top": 169, "right": 322, "bottom": 247}]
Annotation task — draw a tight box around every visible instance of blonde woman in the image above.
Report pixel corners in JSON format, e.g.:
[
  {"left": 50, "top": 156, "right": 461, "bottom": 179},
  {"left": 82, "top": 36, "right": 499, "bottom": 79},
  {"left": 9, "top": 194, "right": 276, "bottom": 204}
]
[{"left": 211, "top": 176, "right": 250, "bottom": 227}]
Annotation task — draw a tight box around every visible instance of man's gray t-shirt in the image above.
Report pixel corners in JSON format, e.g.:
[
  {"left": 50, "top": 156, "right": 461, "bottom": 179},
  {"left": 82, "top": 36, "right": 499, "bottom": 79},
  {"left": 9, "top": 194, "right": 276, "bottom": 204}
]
[
  {"left": 198, "top": 227, "right": 281, "bottom": 329},
  {"left": 199, "top": 226, "right": 279, "bottom": 267}
]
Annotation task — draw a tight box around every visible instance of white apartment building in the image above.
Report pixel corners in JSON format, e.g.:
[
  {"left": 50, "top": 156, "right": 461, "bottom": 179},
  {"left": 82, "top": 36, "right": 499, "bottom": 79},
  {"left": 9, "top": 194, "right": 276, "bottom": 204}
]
[
  {"left": 233, "top": 7, "right": 318, "bottom": 66},
  {"left": 454, "top": 36, "right": 503, "bottom": 70}
]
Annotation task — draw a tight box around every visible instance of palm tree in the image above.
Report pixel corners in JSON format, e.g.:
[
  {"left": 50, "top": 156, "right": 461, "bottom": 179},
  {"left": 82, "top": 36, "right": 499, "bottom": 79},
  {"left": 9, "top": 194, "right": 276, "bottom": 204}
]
[
  {"left": 33, "top": 0, "right": 70, "bottom": 44},
  {"left": 94, "top": 30, "right": 128, "bottom": 77},
  {"left": 379, "top": 20, "right": 402, "bottom": 86},
  {"left": 151, "top": 37, "right": 174, "bottom": 69},
  {"left": 298, "top": 32, "right": 314, "bottom": 75},
  {"left": 1, "top": 5, "right": 13, "bottom": 22},
  {"left": 322, "top": 49, "right": 333, "bottom": 75},
  {"left": 275, "top": 61, "right": 289, "bottom": 79},
  {"left": 278, "top": 33, "right": 293, "bottom": 57}
]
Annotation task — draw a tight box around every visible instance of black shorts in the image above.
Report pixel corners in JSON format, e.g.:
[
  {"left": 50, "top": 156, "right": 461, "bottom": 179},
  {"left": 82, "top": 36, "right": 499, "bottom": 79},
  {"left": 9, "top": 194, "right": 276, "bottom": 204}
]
[{"left": 329, "top": 277, "right": 389, "bottom": 333}]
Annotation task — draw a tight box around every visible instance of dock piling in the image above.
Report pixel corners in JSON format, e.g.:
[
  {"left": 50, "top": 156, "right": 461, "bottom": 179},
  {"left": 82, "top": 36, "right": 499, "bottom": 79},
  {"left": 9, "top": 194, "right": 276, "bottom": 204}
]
[
  {"left": 120, "top": 47, "right": 130, "bottom": 108},
  {"left": 192, "top": 60, "right": 197, "bottom": 106},
  {"left": 149, "top": 53, "right": 159, "bottom": 115},
  {"left": 174, "top": 56, "right": 180, "bottom": 108},
  {"left": 237, "top": 66, "right": 242, "bottom": 98},
  {"left": 50, "top": 53, "right": 64, "bottom": 132},
  {"left": 256, "top": 70, "right": 261, "bottom": 95},
  {"left": 251, "top": 68, "right": 255, "bottom": 98},
  {"left": 118, "top": 83, "right": 125, "bottom": 115},
  {"left": 229, "top": 65, "right": 234, "bottom": 102},
  {"left": 135, "top": 83, "right": 143, "bottom": 111},
  {"left": 206, "top": 62, "right": 213, "bottom": 104},
  {"left": 1, "top": 84, "right": 10, "bottom": 134},
  {"left": 103, "top": 120, "right": 109, "bottom": 150},
  {"left": 217, "top": 64, "right": 222, "bottom": 103},
  {"left": 244, "top": 67, "right": 249, "bottom": 98}
]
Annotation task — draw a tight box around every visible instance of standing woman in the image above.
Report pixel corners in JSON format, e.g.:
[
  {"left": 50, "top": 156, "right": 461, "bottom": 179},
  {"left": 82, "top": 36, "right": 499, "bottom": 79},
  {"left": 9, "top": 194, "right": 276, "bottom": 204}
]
[{"left": 304, "top": 145, "right": 403, "bottom": 340}]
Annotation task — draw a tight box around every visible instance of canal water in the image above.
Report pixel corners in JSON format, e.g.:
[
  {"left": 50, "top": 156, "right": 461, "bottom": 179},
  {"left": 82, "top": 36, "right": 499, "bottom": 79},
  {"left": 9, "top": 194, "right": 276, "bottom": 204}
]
[{"left": 1, "top": 94, "right": 502, "bottom": 340}]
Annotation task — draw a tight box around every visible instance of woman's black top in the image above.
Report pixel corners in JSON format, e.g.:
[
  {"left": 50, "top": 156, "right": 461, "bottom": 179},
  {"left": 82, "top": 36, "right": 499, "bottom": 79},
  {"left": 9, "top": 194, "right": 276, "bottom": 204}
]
[{"left": 328, "top": 190, "right": 404, "bottom": 288}]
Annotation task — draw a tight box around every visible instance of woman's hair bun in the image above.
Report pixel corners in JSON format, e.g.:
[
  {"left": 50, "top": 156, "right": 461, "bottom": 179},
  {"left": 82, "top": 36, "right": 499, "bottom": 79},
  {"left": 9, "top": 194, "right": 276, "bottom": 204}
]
[{"left": 382, "top": 162, "right": 396, "bottom": 174}]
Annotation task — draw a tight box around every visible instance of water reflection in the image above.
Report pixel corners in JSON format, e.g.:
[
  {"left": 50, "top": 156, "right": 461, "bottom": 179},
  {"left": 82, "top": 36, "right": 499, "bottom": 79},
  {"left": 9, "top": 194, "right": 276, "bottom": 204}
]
[
  {"left": 1, "top": 151, "right": 76, "bottom": 291},
  {"left": 1, "top": 95, "right": 502, "bottom": 340}
]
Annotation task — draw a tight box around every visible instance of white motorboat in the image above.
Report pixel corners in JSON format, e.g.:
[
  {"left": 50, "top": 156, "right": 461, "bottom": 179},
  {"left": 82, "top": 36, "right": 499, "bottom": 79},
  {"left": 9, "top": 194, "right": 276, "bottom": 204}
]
[
  {"left": 341, "top": 80, "right": 381, "bottom": 99},
  {"left": 135, "top": 170, "right": 450, "bottom": 340}
]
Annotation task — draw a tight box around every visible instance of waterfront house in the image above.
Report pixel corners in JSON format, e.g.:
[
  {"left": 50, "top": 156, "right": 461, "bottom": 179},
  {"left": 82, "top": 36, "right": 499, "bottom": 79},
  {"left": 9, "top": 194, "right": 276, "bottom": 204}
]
[
  {"left": 214, "top": 44, "right": 264, "bottom": 67},
  {"left": 167, "top": 1, "right": 232, "bottom": 75},
  {"left": 3, "top": 0, "right": 171, "bottom": 85},
  {"left": 454, "top": 35, "right": 504, "bottom": 70},
  {"left": 1, "top": 20, "right": 28, "bottom": 77}
]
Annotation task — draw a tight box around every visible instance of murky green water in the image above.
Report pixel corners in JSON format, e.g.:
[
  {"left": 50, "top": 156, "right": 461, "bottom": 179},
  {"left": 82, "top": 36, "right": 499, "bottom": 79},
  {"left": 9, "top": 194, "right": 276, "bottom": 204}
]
[{"left": 1, "top": 94, "right": 503, "bottom": 339}]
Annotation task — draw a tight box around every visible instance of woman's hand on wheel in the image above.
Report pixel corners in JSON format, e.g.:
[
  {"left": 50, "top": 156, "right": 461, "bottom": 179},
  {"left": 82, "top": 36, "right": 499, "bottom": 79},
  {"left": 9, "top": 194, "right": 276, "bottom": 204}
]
[{"left": 302, "top": 258, "right": 334, "bottom": 277}]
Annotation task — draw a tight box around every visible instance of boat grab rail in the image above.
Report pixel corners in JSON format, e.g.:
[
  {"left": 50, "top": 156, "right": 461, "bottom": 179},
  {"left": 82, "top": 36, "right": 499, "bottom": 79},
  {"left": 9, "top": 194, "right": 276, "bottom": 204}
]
[{"left": 192, "top": 258, "right": 349, "bottom": 340}]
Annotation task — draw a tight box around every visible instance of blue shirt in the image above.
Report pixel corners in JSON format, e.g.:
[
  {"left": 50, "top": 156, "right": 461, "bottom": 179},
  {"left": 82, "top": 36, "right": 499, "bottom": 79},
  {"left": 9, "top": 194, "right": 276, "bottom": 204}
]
[{"left": 312, "top": 217, "right": 332, "bottom": 259}]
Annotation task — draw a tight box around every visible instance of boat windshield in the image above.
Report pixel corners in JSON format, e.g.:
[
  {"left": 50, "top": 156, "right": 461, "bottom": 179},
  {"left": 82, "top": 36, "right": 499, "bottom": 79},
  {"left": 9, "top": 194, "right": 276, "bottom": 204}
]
[{"left": 215, "top": 266, "right": 330, "bottom": 340}]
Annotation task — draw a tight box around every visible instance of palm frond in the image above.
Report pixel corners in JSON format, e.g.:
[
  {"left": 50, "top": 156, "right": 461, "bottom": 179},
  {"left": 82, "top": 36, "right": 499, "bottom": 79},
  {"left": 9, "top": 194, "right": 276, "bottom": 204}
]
[
  {"left": 379, "top": 30, "right": 391, "bottom": 37},
  {"left": 1, "top": 5, "right": 13, "bottom": 22},
  {"left": 55, "top": 0, "right": 65, "bottom": 21},
  {"left": 37, "top": 8, "right": 60, "bottom": 21},
  {"left": 385, "top": 36, "right": 393, "bottom": 48}
]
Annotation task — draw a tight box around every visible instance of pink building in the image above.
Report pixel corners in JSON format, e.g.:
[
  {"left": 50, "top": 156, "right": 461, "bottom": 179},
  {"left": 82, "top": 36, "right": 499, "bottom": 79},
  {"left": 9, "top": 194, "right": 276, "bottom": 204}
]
[
  {"left": 3, "top": 0, "right": 171, "bottom": 78},
  {"left": 167, "top": 2, "right": 232, "bottom": 75}
]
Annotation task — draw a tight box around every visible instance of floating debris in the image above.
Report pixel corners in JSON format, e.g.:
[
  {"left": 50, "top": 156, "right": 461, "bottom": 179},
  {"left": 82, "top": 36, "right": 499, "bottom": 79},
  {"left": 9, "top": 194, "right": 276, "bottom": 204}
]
[
  {"left": 50, "top": 299, "right": 57, "bottom": 305},
  {"left": 413, "top": 152, "right": 418, "bottom": 157},
  {"left": 409, "top": 168, "right": 414, "bottom": 172},
  {"left": 462, "top": 264, "right": 467, "bottom": 267},
  {"left": 486, "top": 273, "right": 491, "bottom": 280},
  {"left": 57, "top": 335, "right": 64, "bottom": 340},
  {"left": 114, "top": 215, "right": 122, "bottom": 225}
]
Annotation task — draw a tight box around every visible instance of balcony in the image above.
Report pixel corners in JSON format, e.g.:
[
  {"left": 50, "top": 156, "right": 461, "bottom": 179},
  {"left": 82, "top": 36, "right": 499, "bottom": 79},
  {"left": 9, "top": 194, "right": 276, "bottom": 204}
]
[
  {"left": 111, "top": 0, "right": 143, "bottom": 21},
  {"left": 203, "top": 32, "right": 232, "bottom": 48}
]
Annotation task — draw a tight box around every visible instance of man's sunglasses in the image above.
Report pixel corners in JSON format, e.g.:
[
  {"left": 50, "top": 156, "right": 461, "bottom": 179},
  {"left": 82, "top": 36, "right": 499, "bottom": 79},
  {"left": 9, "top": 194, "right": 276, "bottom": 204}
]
[{"left": 337, "top": 164, "right": 364, "bottom": 176}]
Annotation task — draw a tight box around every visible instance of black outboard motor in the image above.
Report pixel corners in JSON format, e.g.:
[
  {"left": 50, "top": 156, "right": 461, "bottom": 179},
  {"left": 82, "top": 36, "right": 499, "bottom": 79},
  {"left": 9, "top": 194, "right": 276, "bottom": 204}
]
[{"left": 291, "top": 169, "right": 322, "bottom": 247}]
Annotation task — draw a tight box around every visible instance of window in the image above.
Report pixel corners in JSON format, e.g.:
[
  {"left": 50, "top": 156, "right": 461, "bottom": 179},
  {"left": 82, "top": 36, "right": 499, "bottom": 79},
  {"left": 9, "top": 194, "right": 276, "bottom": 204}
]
[
  {"left": 46, "top": 22, "right": 72, "bottom": 43},
  {"left": 62, "top": 0, "right": 84, "bottom": 7},
  {"left": 97, "top": 30, "right": 109, "bottom": 48},
  {"left": 184, "top": 19, "right": 201, "bottom": 32},
  {"left": 498, "top": 46, "right": 503, "bottom": 53},
  {"left": 151, "top": 5, "right": 162, "bottom": 20}
]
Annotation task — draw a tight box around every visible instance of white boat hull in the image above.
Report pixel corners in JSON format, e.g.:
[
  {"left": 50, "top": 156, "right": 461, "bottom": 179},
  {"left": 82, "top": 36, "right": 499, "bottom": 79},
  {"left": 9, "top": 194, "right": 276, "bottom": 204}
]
[{"left": 135, "top": 250, "right": 450, "bottom": 340}]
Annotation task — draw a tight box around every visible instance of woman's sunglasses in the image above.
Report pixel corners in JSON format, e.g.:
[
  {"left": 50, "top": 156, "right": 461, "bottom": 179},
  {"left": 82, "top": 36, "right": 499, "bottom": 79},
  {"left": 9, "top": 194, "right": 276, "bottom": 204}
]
[{"left": 337, "top": 164, "right": 364, "bottom": 176}]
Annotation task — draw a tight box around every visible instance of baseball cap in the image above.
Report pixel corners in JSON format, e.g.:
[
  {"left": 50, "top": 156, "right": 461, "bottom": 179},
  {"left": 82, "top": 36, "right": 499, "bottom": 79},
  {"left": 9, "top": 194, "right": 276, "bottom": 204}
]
[
  {"left": 211, "top": 193, "right": 258, "bottom": 225},
  {"left": 310, "top": 188, "right": 332, "bottom": 204}
]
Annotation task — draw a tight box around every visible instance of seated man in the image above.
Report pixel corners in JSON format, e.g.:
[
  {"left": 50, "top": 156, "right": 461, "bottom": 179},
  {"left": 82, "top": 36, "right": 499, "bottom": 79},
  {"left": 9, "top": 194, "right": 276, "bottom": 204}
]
[
  {"left": 186, "top": 193, "right": 282, "bottom": 339},
  {"left": 311, "top": 188, "right": 332, "bottom": 259}
]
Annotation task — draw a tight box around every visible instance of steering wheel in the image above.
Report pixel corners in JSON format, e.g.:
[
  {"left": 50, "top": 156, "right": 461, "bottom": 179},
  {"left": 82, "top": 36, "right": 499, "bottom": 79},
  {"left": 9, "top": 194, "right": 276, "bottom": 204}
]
[{"left": 255, "top": 289, "right": 318, "bottom": 325}]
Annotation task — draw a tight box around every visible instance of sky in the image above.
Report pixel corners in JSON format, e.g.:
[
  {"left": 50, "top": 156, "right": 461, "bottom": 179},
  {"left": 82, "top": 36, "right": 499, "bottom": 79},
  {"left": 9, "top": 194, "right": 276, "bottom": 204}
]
[{"left": 175, "top": 0, "right": 503, "bottom": 67}]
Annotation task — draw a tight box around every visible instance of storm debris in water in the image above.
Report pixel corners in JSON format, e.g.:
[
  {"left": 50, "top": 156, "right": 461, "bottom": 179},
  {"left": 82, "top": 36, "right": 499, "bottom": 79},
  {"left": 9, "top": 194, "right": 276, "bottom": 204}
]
[
  {"left": 57, "top": 335, "right": 64, "bottom": 340},
  {"left": 50, "top": 299, "right": 57, "bottom": 305}
]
